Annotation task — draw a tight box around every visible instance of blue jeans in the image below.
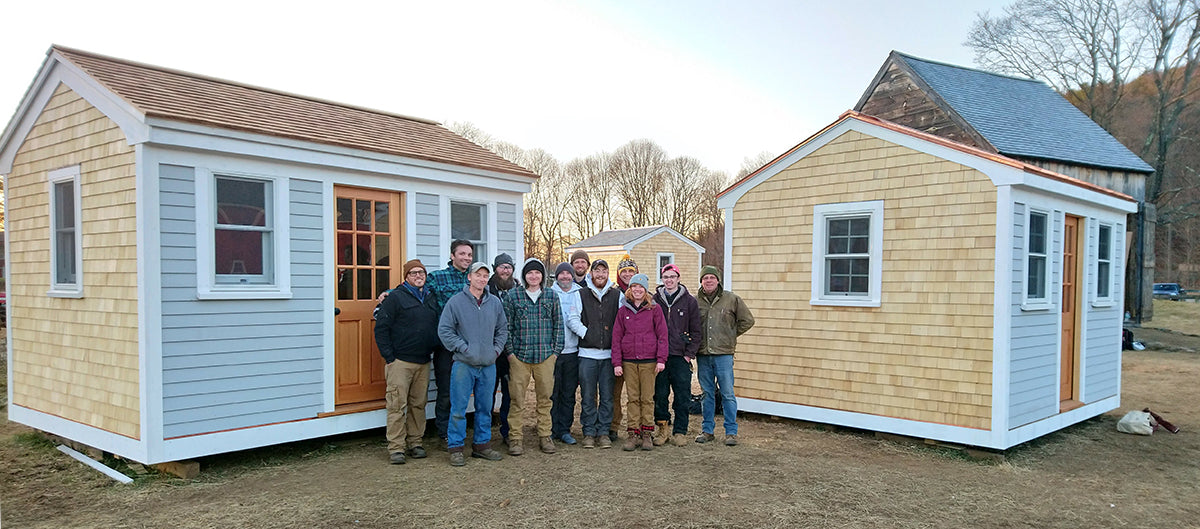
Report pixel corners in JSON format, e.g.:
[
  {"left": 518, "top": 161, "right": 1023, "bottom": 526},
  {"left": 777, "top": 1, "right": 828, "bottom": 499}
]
[
  {"left": 577, "top": 357, "right": 614, "bottom": 437},
  {"left": 448, "top": 362, "right": 496, "bottom": 450},
  {"left": 697, "top": 354, "right": 737, "bottom": 436}
]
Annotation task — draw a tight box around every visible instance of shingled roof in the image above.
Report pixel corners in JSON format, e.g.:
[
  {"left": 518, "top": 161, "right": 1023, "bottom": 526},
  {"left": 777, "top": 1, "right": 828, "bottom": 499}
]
[
  {"left": 49, "top": 46, "right": 536, "bottom": 178},
  {"left": 855, "top": 51, "right": 1153, "bottom": 174},
  {"left": 566, "top": 226, "right": 667, "bottom": 250}
]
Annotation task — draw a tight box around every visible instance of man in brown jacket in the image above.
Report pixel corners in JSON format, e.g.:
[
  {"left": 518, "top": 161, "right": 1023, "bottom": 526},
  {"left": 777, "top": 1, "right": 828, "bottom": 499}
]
[{"left": 694, "top": 265, "right": 754, "bottom": 447}]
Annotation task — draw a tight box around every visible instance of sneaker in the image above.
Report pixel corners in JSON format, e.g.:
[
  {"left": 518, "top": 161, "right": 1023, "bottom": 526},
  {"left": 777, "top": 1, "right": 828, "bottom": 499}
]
[
  {"left": 508, "top": 441, "right": 524, "bottom": 456},
  {"left": 623, "top": 431, "right": 638, "bottom": 451},
  {"left": 724, "top": 434, "right": 738, "bottom": 446},
  {"left": 581, "top": 436, "right": 596, "bottom": 449},
  {"left": 472, "top": 447, "right": 504, "bottom": 461},
  {"left": 608, "top": 430, "right": 619, "bottom": 443},
  {"left": 695, "top": 432, "right": 715, "bottom": 444},
  {"left": 540, "top": 436, "right": 557, "bottom": 454},
  {"left": 389, "top": 452, "right": 406, "bottom": 465},
  {"left": 597, "top": 435, "right": 613, "bottom": 449},
  {"left": 449, "top": 451, "right": 465, "bottom": 467},
  {"left": 672, "top": 433, "right": 690, "bottom": 447},
  {"left": 558, "top": 433, "right": 577, "bottom": 445},
  {"left": 407, "top": 446, "right": 427, "bottom": 459}
]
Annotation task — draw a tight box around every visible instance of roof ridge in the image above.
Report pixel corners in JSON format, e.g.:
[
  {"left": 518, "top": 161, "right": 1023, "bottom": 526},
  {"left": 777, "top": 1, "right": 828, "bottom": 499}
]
[
  {"left": 892, "top": 50, "right": 1045, "bottom": 85},
  {"left": 50, "top": 44, "right": 442, "bottom": 126}
]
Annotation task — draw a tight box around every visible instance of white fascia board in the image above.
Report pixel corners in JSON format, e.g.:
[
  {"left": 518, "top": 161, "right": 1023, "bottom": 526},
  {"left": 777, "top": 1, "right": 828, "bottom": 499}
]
[
  {"left": 625, "top": 226, "right": 706, "bottom": 254},
  {"left": 738, "top": 397, "right": 999, "bottom": 448},
  {"left": 1007, "top": 176, "right": 1137, "bottom": 213},
  {"left": 9, "top": 405, "right": 148, "bottom": 462},
  {"left": 144, "top": 119, "right": 534, "bottom": 194},
  {"left": 158, "top": 409, "right": 387, "bottom": 464},
  {"left": 990, "top": 186, "right": 1014, "bottom": 436},
  {"left": 1, "top": 56, "right": 149, "bottom": 173}
]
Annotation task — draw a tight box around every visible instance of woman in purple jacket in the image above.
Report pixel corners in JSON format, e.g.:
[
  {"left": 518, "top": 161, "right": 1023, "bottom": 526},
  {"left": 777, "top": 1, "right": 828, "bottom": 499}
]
[{"left": 611, "top": 274, "right": 668, "bottom": 451}]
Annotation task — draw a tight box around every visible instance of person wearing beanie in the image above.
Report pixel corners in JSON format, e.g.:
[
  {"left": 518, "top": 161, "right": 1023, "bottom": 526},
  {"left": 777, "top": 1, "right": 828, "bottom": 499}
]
[
  {"left": 488, "top": 252, "right": 520, "bottom": 444},
  {"left": 426, "top": 239, "right": 477, "bottom": 444},
  {"left": 570, "top": 250, "right": 591, "bottom": 286},
  {"left": 576, "top": 259, "right": 621, "bottom": 449},
  {"left": 651, "top": 263, "right": 702, "bottom": 447},
  {"left": 694, "top": 265, "right": 755, "bottom": 447},
  {"left": 611, "top": 273, "right": 668, "bottom": 451},
  {"left": 550, "top": 262, "right": 588, "bottom": 445},
  {"left": 502, "top": 258, "right": 564, "bottom": 455},
  {"left": 374, "top": 259, "right": 439, "bottom": 464},
  {"left": 610, "top": 254, "right": 638, "bottom": 441},
  {"left": 437, "top": 260, "right": 507, "bottom": 466}
]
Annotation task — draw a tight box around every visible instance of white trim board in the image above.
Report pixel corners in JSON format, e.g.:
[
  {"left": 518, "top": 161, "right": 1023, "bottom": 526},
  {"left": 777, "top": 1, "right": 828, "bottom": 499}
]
[{"left": 9, "top": 405, "right": 148, "bottom": 462}]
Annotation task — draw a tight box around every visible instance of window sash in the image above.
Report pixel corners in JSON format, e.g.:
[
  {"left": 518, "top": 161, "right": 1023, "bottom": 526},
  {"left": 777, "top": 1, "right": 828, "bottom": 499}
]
[
  {"left": 450, "top": 201, "right": 487, "bottom": 261},
  {"left": 214, "top": 176, "right": 273, "bottom": 284},
  {"left": 1097, "top": 224, "right": 1112, "bottom": 299},
  {"left": 824, "top": 215, "right": 871, "bottom": 296},
  {"left": 1026, "top": 211, "right": 1049, "bottom": 301}
]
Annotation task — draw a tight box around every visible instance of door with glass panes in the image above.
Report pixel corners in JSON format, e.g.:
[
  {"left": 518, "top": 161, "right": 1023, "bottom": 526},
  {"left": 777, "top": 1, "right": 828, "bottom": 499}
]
[{"left": 334, "top": 186, "right": 403, "bottom": 405}]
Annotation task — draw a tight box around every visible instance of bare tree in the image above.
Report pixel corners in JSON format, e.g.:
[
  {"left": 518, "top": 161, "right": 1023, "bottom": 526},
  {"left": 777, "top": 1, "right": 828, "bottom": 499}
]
[
  {"left": 735, "top": 151, "right": 779, "bottom": 180},
  {"left": 608, "top": 139, "right": 668, "bottom": 227},
  {"left": 1139, "top": 0, "right": 1200, "bottom": 204},
  {"left": 562, "top": 153, "right": 615, "bottom": 239},
  {"left": 661, "top": 156, "right": 711, "bottom": 237},
  {"left": 446, "top": 121, "right": 496, "bottom": 150}
]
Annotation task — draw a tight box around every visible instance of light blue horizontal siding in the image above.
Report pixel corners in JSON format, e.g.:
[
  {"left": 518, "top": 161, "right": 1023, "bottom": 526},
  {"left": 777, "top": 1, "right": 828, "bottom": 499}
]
[
  {"left": 497, "top": 201, "right": 517, "bottom": 256},
  {"left": 159, "top": 165, "right": 326, "bottom": 439},
  {"left": 1082, "top": 223, "right": 1124, "bottom": 401},
  {"left": 415, "top": 192, "right": 441, "bottom": 268},
  {"left": 1008, "top": 203, "right": 1062, "bottom": 429}
]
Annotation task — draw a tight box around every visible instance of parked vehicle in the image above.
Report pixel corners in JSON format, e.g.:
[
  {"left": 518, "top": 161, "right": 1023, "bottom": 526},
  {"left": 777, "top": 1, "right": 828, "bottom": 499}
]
[{"left": 1153, "top": 283, "right": 1183, "bottom": 301}]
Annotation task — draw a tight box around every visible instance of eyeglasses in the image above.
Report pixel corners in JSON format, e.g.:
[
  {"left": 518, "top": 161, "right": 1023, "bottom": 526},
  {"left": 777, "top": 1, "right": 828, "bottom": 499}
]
[
  {"left": 662, "top": 274, "right": 679, "bottom": 279},
  {"left": 407, "top": 270, "right": 426, "bottom": 276}
]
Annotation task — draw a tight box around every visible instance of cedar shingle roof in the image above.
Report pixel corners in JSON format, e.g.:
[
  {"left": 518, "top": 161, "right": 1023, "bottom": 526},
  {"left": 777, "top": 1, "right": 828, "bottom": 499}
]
[{"left": 52, "top": 46, "right": 536, "bottom": 178}]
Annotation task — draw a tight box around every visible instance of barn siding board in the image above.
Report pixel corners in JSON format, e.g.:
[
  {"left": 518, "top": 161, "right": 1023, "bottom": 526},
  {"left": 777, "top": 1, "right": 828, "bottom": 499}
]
[
  {"left": 7, "top": 85, "right": 141, "bottom": 438},
  {"left": 159, "top": 164, "right": 326, "bottom": 437},
  {"left": 497, "top": 202, "right": 517, "bottom": 256},
  {"left": 730, "top": 130, "right": 995, "bottom": 430},
  {"left": 415, "top": 192, "right": 441, "bottom": 267}
]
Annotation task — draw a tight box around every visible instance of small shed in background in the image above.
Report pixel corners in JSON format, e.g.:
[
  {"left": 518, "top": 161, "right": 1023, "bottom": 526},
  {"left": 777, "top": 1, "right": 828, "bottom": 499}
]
[{"left": 565, "top": 225, "right": 704, "bottom": 286}]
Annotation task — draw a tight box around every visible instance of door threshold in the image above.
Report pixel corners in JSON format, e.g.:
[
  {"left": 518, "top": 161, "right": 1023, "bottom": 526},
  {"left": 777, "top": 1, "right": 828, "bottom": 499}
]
[
  {"left": 319, "top": 400, "right": 385, "bottom": 418},
  {"left": 1059, "top": 399, "right": 1084, "bottom": 413}
]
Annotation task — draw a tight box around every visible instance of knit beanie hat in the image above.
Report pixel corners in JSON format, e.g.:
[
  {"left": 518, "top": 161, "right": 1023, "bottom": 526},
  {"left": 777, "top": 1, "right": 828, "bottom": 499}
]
[
  {"left": 660, "top": 263, "right": 681, "bottom": 278},
  {"left": 554, "top": 262, "right": 573, "bottom": 278},
  {"left": 402, "top": 259, "right": 426, "bottom": 278},
  {"left": 493, "top": 253, "right": 515, "bottom": 270},
  {"left": 570, "top": 249, "right": 590, "bottom": 266},
  {"left": 617, "top": 254, "right": 638, "bottom": 274},
  {"left": 591, "top": 259, "right": 609, "bottom": 271},
  {"left": 628, "top": 273, "right": 650, "bottom": 291},
  {"left": 468, "top": 262, "right": 491, "bottom": 275},
  {"left": 522, "top": 258, "right": 547, "bottom": 286},
  {"left": 700, "top": 265, "right": 721, "bottom": 282}
]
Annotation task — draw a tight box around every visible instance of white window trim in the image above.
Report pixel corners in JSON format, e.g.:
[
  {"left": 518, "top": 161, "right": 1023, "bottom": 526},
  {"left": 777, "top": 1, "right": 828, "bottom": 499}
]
[
  {"left": 811, "top": 200, "right": 883, "bottom": 307},
  {"left": 655, "top": 252, "right": 675, "bottom": 285},
  {"left": 195, "top": 168, "right": 292, "bottom": 300},
  {"left": 1021, "top": 207, "right": 1053, "bottom": 311},
  {"left": 449, "top": 199, "right": 488, "bottom": 264},
  {"left": 47, "top": 165, "right": 84, "bottom": 298},
  {"left": 1091, "top": 221, "right": 1115, "bottom": 307}
]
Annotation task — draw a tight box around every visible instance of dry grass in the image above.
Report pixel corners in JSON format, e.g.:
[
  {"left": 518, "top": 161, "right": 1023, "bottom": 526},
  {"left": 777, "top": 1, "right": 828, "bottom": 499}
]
[
  {"left": 1148, "top": 299, "right": 1200, "bottom": 335},
  {"left": 2, "top": 329, "right": 1199, "bottom": 528}
]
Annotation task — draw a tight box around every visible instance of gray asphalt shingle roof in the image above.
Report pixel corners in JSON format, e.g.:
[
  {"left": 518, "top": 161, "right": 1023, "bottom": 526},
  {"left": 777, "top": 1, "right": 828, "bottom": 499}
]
[
  {"left": 899, "top": 53, "right": 1153, "bottom": 173},
  {"left": 566, "top": 226, "right": 663, "bottom": 249}
]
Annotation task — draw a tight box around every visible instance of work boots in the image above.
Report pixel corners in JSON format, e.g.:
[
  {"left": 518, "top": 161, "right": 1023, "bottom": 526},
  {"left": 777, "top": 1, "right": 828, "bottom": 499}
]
[
  {"left": 622, "top": 430, "right": 639, "bottom": 451},
  {"left": 641, "top": 427, "right": 654, "bottom": 451},
  {"left": 652, "top": 420, "right": 670, "bottom": 446}
]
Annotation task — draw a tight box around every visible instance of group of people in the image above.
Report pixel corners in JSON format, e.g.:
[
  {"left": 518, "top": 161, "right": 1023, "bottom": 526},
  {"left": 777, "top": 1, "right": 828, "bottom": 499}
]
[{"left": 373, "top": 240, "right": 755, "bottom": 467}]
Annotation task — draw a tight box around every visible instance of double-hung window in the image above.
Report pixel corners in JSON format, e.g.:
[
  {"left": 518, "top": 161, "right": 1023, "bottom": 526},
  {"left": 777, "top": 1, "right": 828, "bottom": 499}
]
[
  {"left": 450, "top": 201, "right": 487, "bottom": 262},
  {"left": 47, "top": 165, "right": 83, "bottom": 297},
  {"left": 811, "top": 200, "right": 883, "bottom": 307},
  {"left": 1024, "top": 209, "right": 1051, "bottom": 306},
  {"left": 656, "top": 253, "right": 675, "bottom": 284},
  {"left": 1096, "top": 224, "right": 1113, "bottom": 301},
  {"left": 196, "top": 169, "right": 291, "bottom": 299}
]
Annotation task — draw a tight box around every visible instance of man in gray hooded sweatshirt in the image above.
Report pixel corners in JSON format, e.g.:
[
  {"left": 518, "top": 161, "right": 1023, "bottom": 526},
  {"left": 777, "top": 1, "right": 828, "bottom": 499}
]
[{"left": 438, "top": 262, "right": 509, "bottom": 466}]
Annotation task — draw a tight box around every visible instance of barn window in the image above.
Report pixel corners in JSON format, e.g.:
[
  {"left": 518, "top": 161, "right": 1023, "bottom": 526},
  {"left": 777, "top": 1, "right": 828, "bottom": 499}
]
[
  {"left": 1096, "top": 223, "right": 1112, "bottom": 300},
  {"left": 195, "top": 168, "right": 291, "bottom": 300},
  {"left": 1026, "top": 210, "right": 1050, "bottom": 303},
  {"left": 811, "top": 200, "right": 883, "bottom": 307},
  {"left": 47, "top": 165, "right": 83, "bottom": 297}
]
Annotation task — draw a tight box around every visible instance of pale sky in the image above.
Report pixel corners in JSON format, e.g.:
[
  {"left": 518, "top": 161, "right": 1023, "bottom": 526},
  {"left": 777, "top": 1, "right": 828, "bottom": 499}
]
[{"left": 0, "top": 0, "right": 1012, "bottom": 177}]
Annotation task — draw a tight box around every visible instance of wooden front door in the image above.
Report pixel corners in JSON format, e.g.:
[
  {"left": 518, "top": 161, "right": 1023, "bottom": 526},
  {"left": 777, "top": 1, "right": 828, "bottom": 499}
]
[
  {"left": 334, "top": 186, "right": 403, "bottom": 405},
  {"left": 1060, "top": 215, "right": 1082, "bottom": 408}
]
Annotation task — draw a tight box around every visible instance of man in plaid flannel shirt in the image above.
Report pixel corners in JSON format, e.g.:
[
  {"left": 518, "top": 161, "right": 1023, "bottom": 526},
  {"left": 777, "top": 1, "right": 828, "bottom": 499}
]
[
  {"left": 425, "top": 239, "right": 475, "bottom": 443},
  {"left": 502, "top": 258, "right": 564, "bottom": 455}
]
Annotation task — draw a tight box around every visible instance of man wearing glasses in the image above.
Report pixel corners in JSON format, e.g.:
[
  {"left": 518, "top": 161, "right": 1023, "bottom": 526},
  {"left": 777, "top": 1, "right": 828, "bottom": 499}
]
[{"left": 374, "top": 259, "right": 440, "bottom": 465}]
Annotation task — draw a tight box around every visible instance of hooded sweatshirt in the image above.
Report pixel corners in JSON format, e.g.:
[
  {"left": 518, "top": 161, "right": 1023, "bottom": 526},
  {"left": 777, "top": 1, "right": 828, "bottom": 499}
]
[
  {"left": 551, "top": 280, "right": 588, "bottom": 354},
  {"left": 438, "top": 285, "right": 509, "bottom": 367}
]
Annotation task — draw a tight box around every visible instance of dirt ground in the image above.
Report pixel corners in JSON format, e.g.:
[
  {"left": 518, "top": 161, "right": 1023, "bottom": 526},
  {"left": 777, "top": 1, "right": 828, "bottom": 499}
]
[{"left": 2, "top": 318, "right": 1198, "bottom": 528}]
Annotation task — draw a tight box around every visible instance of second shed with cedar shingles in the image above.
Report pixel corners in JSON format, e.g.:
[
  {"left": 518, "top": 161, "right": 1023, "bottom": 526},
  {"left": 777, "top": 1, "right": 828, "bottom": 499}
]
[{"left": 565, "top": 225, "right": 705, "bottom": 287}]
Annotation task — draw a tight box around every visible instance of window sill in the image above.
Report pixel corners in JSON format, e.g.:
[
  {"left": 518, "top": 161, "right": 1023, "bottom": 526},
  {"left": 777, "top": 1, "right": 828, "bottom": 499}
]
[
  {"left": 46, "top": 288, "right": 84, "bottom": 299},
  {"left": 1020, "top": 303, "right": 1053, "bottom": 312},
  {"left": 1090, "top": 300, "right": 1115, "bottom": 309},
  {"left": 197, "top": 288, "right": 293, "bottom": 301},
  {"left": 811, "top": 298, "right": 881, "bottom": 308}
]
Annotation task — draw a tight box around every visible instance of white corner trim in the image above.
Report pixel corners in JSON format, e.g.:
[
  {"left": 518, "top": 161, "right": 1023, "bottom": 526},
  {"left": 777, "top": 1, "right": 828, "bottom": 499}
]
[{"left": 991, "top": 186, "right": 1013, "bottom": 435}]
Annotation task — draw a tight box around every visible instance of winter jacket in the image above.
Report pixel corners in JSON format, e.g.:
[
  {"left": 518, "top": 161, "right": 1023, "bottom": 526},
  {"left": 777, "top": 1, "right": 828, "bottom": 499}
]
[
  {"left": 653, "top": 284, "right": 702, "bottom": 360},
  {"left": 428, "top": 261, "right": 470, "bottom": 312},
  {"left": 374, "top": 282, "right": 440, "bottom": 364},
  {"left": 504, "top": 288, "right": 565, "bottom": 364},
  {"left": 696, "top": 284, "right": 755, "bottom": 356},
  {"left": 612, "top": 295, "right": 669, "bottom": 368},
  {"left": 551, "top": 281, "right": 588, "bottom": 354},
  {"left": 578, "top": 278, "right": 621, "bottom": 360},
  {"left": 437, "top": 285, "right": 509, "bottom": 367}
]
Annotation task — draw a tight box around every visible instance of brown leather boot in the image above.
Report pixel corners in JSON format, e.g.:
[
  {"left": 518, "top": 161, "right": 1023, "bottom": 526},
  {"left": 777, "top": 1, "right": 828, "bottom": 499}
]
[
  {"left": 652, "top": 420, "right": 670, "bottom": 446},
  {"left": 622, "top": 430, "right": 638, "bottom": 451},
  {"left": 641, "top": 427, "right": 654, "bottom": 451}
]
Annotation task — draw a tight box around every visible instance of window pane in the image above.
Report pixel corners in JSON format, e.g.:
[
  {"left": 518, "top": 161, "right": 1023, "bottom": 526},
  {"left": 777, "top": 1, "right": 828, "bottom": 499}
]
[
  {"left": 356, "top": 234, "right": 371, "bottom": 265},
  {"left": 356, "top": 200, "right": 371, "bottom": 231},
  {"left": 849, "top": 276, "right": 869, "bottom": 293},
  {"left": 1029, "top": 213, "right": 1046, "bottom": 254},
  {"left": 849, "top": 218, "right": 869, "bottom": 236},
  {"left": 828, "top": 272, "right": 848, "bottom": 293},
  {"left": 338, "top": 233, "right": 352, "bottom": 265},
  {"left": 55, "top": 182, "right": 74, "bottom": 227},
  {"left": 830, "top": 258, "right": 850, "bottom": 275},
  {"left": 828, "top": 218, "right": 849, "bottom": 237},
  {"left": 55, "top": 231, "right": 76, "bottom": 284},
  {"left": 828, "top": 236, "right": 849, "bottom": 255},
  {"left": 376, "top": 235, "right": 390, "bottom": 266},
  {"left": 850, "top": 258, "right": 870, "bottom": 275},
  {"left": 338, "top": 268, "right": 353, "bottom": 300},
  {"left": 215, "top": 229, "right": 264, "bottom": 275},
  {"left": 376, "top": 269, "right": 390, "bottom": 297},
  {"left": 337, "top": 198, "right": 352, "bottom": 230},
  {"left": 216, "top": 177, "right": 267, "bottom": 227},
  {"left": 1098, "top": 225, "right": 1111, "bottom": 259},
  {"left": 451, "top": 202, "right": 484, "bottom": 241},
  {"left": 849, "top": 235, "right": 869, "bottom": 254},
  {"left": 1098, "top": 263, "right": 1110, "bottom": 298},
  {"left": 375, "top": 202, "right": 390, "bottom": 233},
  {"left": 1027, "top": 256, "right": 1045, "bottom": 298},
  {"left": 357, "top": 269, "right": 372, "bottom": 300}
]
